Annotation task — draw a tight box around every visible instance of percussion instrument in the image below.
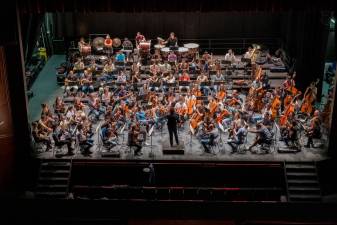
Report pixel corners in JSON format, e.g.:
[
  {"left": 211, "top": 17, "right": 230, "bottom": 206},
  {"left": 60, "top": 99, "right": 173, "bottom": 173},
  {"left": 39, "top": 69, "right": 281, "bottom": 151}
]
[
  {"left": 154, "top": 44, "right": 165, "bottom": 49},
  {"left": 139, "top": 41, "right": 151, "bottom": 52},
  {"left": 157, "top": 37, "right": 165, "bottom": 45},
  {"left": 92, "top": 37, "right": 105, "bottom": 52},
  {"left": 112, "top": 37, "right": 121, "bottom": 48},
  {"left": 177, "top": 47, "right": 188, "bottom": 58},
  {"left": 104, "top": 37, "right": 113, "bottom": 48},
  {"left": 161, "top": 47, "right": 170, "bottom": 58},
  {"left": 81, "top": 45, "right": 91, "bottom": 55},
  {"left": 184, "top": 43, "right": 199, "bottom": 54}
]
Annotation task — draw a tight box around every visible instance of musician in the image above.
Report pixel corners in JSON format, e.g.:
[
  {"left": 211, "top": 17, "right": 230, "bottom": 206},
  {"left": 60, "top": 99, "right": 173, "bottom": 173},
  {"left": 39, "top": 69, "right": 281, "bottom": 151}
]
[
  {"left": 283, "top": 120, "right": 299, "bottom": 148},
  {"left": 248, "top": 122, "right": 273, "bottom": 151},
  {"left": 52, "top": 122, "right": 74, "bottom": 155},
  {"left": 197, "top": 73, "right": 209, "bottom": 96},
  {"left": 199, "top": 116, "right": 216, "bottom": 153},
  {"left": 115, "top": 51, "right": 126, "bottom": 64},
  {"left": 228, "top": 123, "right": 248, "bottom": 153},
  {"left": 78, "top": 37, "right": 88, "bottom": 54},
  {"left": 54, "top": 96, "right": 65, "bottom": 114},
  {"left": 135, "top": 32, "right": 146, "bottom": 48},
  {"left": 150, "top": 61, "right": 160, "bottom": 76},
  {"left": 305, "top": 110, "right": 321, "bottom": 148},
  {"left": 116, "top": 70, "right": 127, "bottom": 83},
  {"left": 77, "top": 124, "right": 93, "bottom": 155},
  {"left": 73, "top": 58, "right": 85, "bottom": 74},
  {"left": 202, "top": 51, "right": 211, "bottom": 62},
  {"left": 32, "top": 121, "right": 52, "bottom": 152},
  {"left": 212, "top": 71, "right": 224, "bottom": 92},
  {"left": 101, "top": 60, "right": 116, "bottom": 81},
  {"left": 128, "top": 124, "right": 143, "bottom": 156},
  {"left": 81, "top": 70, "right": 94, "bottom": 94},
  {"left": 224, "top": 49, "right": 236, "bottom": 63},
  {"left": 168, "top": 51, "right": 177, "bottom": 64},
  {"left": 261, "top": 112, "right": 273, "bottom": 131},
  {"left": 122, "top": 38, "right": 133, "bottom": 50},
  {"left": 243, "top": 46, "right": 254, "bottom": 59},
  {"left": 166, "top": 107, "right": 180, "bottom": 147},
  {"left": 164, "top": 32, "right": 178, "bottom": 48}
]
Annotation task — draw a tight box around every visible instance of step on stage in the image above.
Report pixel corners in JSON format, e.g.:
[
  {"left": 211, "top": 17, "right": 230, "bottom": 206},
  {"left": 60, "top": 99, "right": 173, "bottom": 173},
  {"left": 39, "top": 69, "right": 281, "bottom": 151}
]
[{"left": 162, "top": 141, "right": 185, "bottom": 155}]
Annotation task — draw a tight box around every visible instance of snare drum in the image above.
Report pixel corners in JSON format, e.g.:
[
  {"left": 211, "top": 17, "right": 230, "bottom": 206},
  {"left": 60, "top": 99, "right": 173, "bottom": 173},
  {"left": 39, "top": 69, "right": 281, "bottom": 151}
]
[{"left": 161, "top": 47, "right": 170, "bottom": 58}]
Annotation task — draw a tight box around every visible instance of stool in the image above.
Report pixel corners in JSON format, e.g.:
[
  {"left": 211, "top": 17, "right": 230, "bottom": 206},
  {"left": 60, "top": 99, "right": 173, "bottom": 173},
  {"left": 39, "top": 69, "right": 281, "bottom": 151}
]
[{"left": 38, "top": 47, "right": 48, "bottom": 62}]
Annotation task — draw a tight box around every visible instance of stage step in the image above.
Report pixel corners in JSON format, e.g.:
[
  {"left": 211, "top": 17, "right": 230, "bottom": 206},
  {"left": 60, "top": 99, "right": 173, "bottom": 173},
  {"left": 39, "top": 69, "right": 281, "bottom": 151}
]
[
  {"left": 162, "top": 141, "right": 185, "bottom": 155},
  {"left": 285, "top": 161, "right": 321, "bottom": 202},
  {"left": 35, "top": 159, "right": 72, "bottom": 199}
]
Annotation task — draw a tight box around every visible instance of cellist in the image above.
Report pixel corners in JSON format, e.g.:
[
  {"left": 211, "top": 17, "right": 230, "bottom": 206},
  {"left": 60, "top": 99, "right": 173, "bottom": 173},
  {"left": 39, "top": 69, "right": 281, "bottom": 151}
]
[{"left": 300, "top": 79, "right": 319, "bottom": 115}]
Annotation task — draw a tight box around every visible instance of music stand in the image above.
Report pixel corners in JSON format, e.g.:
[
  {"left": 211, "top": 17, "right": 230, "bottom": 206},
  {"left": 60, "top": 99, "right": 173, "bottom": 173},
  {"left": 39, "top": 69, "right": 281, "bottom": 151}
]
[
  {"left": 189, "top": 124, "right": 195, "bottom": 147},
  {"left": 95, "top": 122, "right": 102, "bottom": 152},
  {"left": 148, "top": 125, "right": 155, "bottom": 158},
  {"left": 217, "top": 122, "right": 226, "bottom": 152}
]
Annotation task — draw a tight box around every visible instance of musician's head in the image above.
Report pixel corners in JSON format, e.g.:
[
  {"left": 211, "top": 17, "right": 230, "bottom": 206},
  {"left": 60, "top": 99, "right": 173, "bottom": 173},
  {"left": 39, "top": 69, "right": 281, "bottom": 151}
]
[
  {"left": 170, "top": 32, "right": 175, "bottom": 38},
  {"left": 228, "top": 49, "right": 233, "bottom": 54},
  {"left": 314, "top": 110, "right": 320, "bottom": 117},
  {"left": 106, "top": 34, "right": 110, "bottom": 39},
  {"left": 256, "top": 122, "right": 262, "bottom": 129}
]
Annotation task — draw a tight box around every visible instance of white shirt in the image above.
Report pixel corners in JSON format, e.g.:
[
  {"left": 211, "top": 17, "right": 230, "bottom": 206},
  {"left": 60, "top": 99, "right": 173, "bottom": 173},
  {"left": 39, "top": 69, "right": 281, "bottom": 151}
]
[{"left": 224, "top": 53, "right": 236, "bottom": 62}]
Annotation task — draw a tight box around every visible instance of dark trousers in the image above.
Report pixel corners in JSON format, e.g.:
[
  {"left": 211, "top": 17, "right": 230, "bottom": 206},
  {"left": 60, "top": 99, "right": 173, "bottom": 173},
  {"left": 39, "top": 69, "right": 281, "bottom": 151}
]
[
  {"left": 168, "top": 126, "right": 179, "bottom": 146},
  {"left": 131, "top": 142, "right": 142, "bottom": 155}
]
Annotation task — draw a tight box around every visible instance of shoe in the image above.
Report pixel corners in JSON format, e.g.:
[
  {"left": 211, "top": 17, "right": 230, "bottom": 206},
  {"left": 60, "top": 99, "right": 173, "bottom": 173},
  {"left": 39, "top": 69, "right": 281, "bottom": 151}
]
[{"left": 145, "top": 142, "right": 150, "bottom": 146}]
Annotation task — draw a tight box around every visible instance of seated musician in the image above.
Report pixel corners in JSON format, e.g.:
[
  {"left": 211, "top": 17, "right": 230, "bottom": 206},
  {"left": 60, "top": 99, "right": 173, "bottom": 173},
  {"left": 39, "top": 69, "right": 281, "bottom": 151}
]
[
  {"left": 168, "top": 51, "right": 177, "bottom": 64},
  {"left": 179, "top": 70, "right": 190, "bottom": 92},
  {"left": 76, "top": 124, "right": 93, "bottom": 155},
  {"left": 283, "top": 120, "right": 300, "bottom": 148},
  {"left": 78, "top": 37, "right": 87, "bottom": 51},
  {"left": 65, "top": 105, "right": 76, "bottom": 121},
  {"left": 115, "top": 51, "right": 126, "bottom": 64},
  {"left": 202, "top": 51, "right": 211, "bottom": 62},
  {"left": 32, "top": 121, "right": 52, "bottom": 152},
  {"left": 178, "top": 59, "right": 189, "bottom": 73},
  {"left": 243, "top": 46, "right": 254, "bottom": 59},
  {"left": 88, "top": 59, "right": 97, "bottom": 73},
  {"left": 224, "top": 49, "right": 236, "bottom": 63},
  {"left": 132, "top": 71, "right": 142, "bottom": 84},
  {"left": 73, "top": 58, "right": 85, "bottom": 75},
  {"left": 175, "top": 97, "right": 188, "bottom": 122},
  {"left": 74, "top": 97, "right": 85, "bottom": 111},
  {"left": 122, "top": 37, "right": 133, "bottom": 50},
  {"left": 88, "top": 93, "right": 105, "bottom": 121},
  {"left": 164, "top": 32, "right": 178, "bottom": 48},
  {"left": 199, "top": 116, "right": 216, "bottom": 153},
  {"left": 197, "top": 73, "right": 210, "bottom": 96},
  {"left": 228, "top": 123, "right": 248, "bottom": 153},
  {"left": 80, "top": 70, "right": 94, "bottom": 94},
  {"left": 65, "top": 70, "right": 79, "bottom": 96},
  {"left": 101, "top": 60, "right": 116, "bottom": 81},
  {"left": 163, "top": 73, "right": 176, "bottom": 92},
  {"left": 305, "top": 110, "right": 322, "bottom": 148},
  {"left": 101, "top": 87, "right": 111, "bottom": 106},
  {"left": 162, "top": 61, "right": 172, "bottom": 73},
  {"left": 212, "top": 71, "right": 224, "bottom": 92},
  {"left": 128, "top": 124, "right": 143, "bottom": 156},
  {"left": 41, "top": 103, "right": 53, "bottom": 118},
  {"left": 248, "top": 122, "right": 273, "bottom": 151},
  {"left": 261, "top": 72, "right": 270, "bottom": 90},
  {"left": 52, "top": 123, "right": 74, "bottom": 155},
  {"left": 135, "top": 32, "right": 146, "bottom": 48},
  {"left": 149, "top": 61, "right": 160, "bottom": 76},
  {"left": 54, "top": 96, "right": 65, "bottom": 114},
  {"left": 261, "top": 112, "right": 273, "bottom": 131},
  {"left": 149, "top": 74, "right": 161, "bottom": 92},
  {"left": 116, "top": 70, "right": 127, "bottom": 83}
]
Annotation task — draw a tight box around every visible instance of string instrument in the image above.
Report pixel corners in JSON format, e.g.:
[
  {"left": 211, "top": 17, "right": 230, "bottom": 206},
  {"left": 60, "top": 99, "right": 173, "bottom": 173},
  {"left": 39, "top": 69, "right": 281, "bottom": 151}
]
[
  {"left": 208, "top": 100, "right": 218, "bottom": 117},
  {"left": 227, "top": 97, "right": 241, "bottom": 107},
  {"left": 216, "top": 90, "right": 226, "bottom": 101},
  {"left": 270, "top": 95, "right": 281, "bottom": 120},
  {"left": 279, "top": 93, "right": 301, "bottom": 126},
  {"left": 186, "top": 97, "right": 196, "bottom": 116},
  {"left": 300, "top": 78, "right": 319, "bottom": 115},
  {"left": 190, "top": 107, "right": 204, "bottom": 130},
  {"left": 64, "top": 79, "right": 78, "bottom": 86},
  {"left": 254, "top": 65, "right": 263, "bottom": 80},
  {"left": 216, "top": 108, "right": 230, "bottom": 124}
]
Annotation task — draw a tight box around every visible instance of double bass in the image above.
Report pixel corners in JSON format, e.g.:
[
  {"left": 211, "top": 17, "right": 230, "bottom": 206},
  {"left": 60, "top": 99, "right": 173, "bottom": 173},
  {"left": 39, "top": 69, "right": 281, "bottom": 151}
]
[
  {"left": 279, "top": 93, "right": 301, "bottom": 126},
  {"left": 300, "top": 79, "right": 319, "bottom": 115}
]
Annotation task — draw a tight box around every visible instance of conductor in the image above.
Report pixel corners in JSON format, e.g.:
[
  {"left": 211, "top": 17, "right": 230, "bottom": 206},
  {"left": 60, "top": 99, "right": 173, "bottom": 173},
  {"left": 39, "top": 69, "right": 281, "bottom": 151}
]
[{"left": 166, "top": 107, "right": 180, "bottom": 147}]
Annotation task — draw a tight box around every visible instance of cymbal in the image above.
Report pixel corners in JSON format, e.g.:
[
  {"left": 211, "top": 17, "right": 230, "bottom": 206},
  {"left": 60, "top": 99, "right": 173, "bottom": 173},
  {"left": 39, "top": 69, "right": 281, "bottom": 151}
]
[{"left": 112, "top": 38, "right": 121, "bottom": 47}]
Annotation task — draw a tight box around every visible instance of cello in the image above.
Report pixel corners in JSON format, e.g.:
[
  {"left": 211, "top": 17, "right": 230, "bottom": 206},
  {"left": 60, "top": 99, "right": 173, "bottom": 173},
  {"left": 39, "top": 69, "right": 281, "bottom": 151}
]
[
  {"left": 279, "top": 93, "right": 301, "bottom": 126},
  {"left": 300, "top": 79, "right": 319, "bottom": 115}
]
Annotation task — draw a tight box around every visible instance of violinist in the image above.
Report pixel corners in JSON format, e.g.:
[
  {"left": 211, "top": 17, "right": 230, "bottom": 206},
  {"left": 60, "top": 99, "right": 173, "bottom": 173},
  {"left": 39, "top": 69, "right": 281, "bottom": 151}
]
[
  {"left": 65, "top": 70, "right": 79, "bottom": 96},
  {"left": 305, "top": 110, "right": 322, "bottom": 148},
  {"left": 54, "top": 97, "right": 65, "bottom": 114},
  {"left": 77, "top": 124, "right": 93, "bottom": 155}
]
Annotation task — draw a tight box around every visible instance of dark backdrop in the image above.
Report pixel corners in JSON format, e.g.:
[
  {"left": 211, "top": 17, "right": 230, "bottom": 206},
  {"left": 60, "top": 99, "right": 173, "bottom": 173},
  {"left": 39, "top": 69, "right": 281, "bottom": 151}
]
[{"left": 54, "top": 12, "right": 283, "bottom": 40}]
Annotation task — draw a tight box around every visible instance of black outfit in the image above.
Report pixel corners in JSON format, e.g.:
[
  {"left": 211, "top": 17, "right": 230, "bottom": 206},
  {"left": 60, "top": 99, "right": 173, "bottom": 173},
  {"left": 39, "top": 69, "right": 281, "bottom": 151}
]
[
  {"left": 166, "top": 112, "right": 180, "bottom": 147},
  {"left": 167, "top": 37, "right": 178, "bottom": 48},
  {"left": 128, "top": 131, "right": 142, "bottom": 155}
]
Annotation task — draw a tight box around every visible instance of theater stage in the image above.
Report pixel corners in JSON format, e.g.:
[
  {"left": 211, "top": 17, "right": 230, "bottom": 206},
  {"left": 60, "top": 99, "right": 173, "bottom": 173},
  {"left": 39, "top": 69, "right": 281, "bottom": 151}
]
[{"left": 28, "top": 55, "right": 329, "bottom": 162}]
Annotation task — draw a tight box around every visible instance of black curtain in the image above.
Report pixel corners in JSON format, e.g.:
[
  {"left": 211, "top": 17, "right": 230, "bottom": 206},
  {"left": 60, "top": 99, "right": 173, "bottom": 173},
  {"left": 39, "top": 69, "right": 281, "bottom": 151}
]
[{"left": 282, "top": 10, "right": 330, "bottom": 98}]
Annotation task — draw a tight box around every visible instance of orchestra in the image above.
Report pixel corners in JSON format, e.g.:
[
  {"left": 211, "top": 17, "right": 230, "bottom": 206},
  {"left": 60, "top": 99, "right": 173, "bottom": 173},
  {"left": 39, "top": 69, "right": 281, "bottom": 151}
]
[{"left": 32, "top": 32, "right": 328, "bottom": 156}]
